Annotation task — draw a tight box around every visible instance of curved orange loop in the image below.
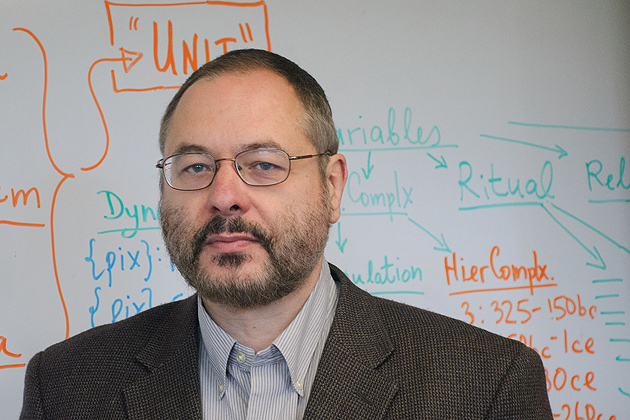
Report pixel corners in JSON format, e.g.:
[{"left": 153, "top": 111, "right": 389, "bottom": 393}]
[
  {"left": 13, "top": 27, "right": 73, "bottom": 339},
  {"left": 82, "top": 57, "right": 122, "bottom": 172},
  {"left": 50, "top": 174, "right": 74, "bottom": 339},
  {"left": 13, "top": 28, "right": 71, "bottom": 179}
]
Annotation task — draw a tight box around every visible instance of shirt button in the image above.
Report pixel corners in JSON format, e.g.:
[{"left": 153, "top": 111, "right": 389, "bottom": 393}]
[
  {"left": 218, "top": 383, "right": 225, "bottom": 393},
  {"left": 295, "top": 381, "right": 303, "bottom": 391},
  {"left": 236, "top": 352, "right": 246, "bottom": 363}
]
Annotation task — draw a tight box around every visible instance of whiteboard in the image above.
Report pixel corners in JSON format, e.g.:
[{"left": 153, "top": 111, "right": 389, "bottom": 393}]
[{"left": 1, "top": 0, "right": 629, "bottom": 418}]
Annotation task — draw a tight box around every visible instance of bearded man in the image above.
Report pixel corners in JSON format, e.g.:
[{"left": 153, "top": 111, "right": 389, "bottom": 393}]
[{"left": 20, "top": 49, "right": 553, "bottom": 419}]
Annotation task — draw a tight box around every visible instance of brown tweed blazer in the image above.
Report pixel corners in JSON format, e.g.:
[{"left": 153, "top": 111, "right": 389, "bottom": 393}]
[{"left": 20, "top": 264, "right": 552, "bottom": 419}]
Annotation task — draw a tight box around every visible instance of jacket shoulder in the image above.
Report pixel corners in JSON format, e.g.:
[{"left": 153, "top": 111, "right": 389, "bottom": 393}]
[
  {"left": 329, "top": 262, "right": 527, "bottom": 356},
  {"left": 21, "top": 296, "right": 199, "bottom": 419},
  {"left": 327, "top": 263, "right": 551, "bottom": 418},
  {"left": 41, "top": 295, "right": 197, "bottom": 361}
]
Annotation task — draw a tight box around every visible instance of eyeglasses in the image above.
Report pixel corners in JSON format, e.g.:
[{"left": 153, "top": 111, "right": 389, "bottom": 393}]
[{"left": 156, "top": 148, "right": 331, "bottom": 191}]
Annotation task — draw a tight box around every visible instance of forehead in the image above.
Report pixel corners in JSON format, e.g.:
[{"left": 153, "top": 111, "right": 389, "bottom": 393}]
[{"left": 164, "top": 69, "right": 309, "bottom": 156}]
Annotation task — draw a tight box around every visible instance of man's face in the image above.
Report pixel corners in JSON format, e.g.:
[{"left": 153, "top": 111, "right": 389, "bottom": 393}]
[{"left": 160, "top": 70, "right": 338, "bottom": 308}]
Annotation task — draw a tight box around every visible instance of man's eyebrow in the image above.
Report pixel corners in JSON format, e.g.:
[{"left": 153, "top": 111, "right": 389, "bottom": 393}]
[
  {"left": 239, "top": 140, "right": 284, "bottom": 152},
  {"left": 171, "top": 140, "right": 285, "bottom": 156},
  {"left": 172, "top": 143, "right": 211, "bottom": 155}
]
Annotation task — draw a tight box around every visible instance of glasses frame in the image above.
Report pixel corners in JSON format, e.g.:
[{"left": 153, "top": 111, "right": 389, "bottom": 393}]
[{"left": 156, "top": 148, "right": 332, "bottom": 191}]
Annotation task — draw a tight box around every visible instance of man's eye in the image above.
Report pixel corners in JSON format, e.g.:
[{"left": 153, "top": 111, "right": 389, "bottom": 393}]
[
  {"left": 254, "top": 161, "right": 278, "bottom": 171},
  {"left": 184, "top": 163, "right": 211, "bottom": 174}
]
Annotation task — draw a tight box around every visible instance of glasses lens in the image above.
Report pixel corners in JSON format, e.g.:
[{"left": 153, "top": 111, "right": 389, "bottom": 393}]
[
  {"left": 165, "top": 153, "right": 216, "bottom": 190},
  {"left": 236, "top": 149, "right": 290, "bottom": 186}
]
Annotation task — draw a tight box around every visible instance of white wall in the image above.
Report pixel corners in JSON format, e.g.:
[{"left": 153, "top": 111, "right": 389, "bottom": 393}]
[{"left": 1, "top": 1, "right": 629, "bottom": 418}]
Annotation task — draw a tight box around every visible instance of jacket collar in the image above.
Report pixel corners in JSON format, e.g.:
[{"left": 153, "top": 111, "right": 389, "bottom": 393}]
[
  {"left": 120, "top": 263, "right": 398, "bottom": 420},
  {"left": 304, "top": 264, "right": 398, "bottom": 419},
  {"left": 123, "top": 295, "right": 203, "bottom": 419}
]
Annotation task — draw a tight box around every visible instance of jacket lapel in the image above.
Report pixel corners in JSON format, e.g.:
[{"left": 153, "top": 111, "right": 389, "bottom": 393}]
[
  {"left": 304, "top": 265, "right": 399, "bottom": 420},
  {"left": 123, "top": 296, "right": 203, "bottom": 420},
  {"left": 118, "top": 267, "right": 398, "bottom": 419}
]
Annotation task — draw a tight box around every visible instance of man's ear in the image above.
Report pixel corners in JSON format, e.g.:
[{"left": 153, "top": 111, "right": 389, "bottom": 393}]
[{"left": 325, "top": 153, "right": 348, "bottom": 223}]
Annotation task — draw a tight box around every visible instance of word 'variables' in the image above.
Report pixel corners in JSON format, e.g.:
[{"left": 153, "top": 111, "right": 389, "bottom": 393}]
[{"left": 338, "top": 107, "right": 442, "bottom": 149}]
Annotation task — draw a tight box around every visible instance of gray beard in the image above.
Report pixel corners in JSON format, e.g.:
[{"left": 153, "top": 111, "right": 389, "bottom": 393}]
[{"left": 160, "top": 193, "right": 331, "bottom": 308}]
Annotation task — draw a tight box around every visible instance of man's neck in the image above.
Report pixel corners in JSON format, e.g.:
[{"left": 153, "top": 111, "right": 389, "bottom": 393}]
[{"left": 200, "top": 261, "right": 323, "bottom": 353}]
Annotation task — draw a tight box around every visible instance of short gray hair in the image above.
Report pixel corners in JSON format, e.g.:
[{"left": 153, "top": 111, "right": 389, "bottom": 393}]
[{"left": 159, "top": 49, "right": 338, "bottom": 178}]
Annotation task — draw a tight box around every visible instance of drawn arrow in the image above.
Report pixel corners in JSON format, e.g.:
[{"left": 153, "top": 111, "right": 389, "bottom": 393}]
[
  {"left": 361, "top": 151, "right": 374, "bottom": 179},
  {"left": 550, "top": 202, "right": 630, "bottom": 258},
  {"left": 335, "top": 223, "right": 348, "bottom": 253},
  {"left": 408, "top": 217, "right": 451, "bottom": 253},
  {"left": 616, "top": 355, "right": 630, "bottom": 362},
  {"left": 586, "top": 247, "right": 606, "bottom": 270},
  {"left": 480, "top": 134, "right": 568, "bottom": 159},
  {"left": 427, "top": 153, "right": 447, "bottom": 169},
  {"left": 541, "top": 204, "right": 608, "bottom": 269},
  {"left": 120, "top": 48, "right": 143, "bottom": 73}
]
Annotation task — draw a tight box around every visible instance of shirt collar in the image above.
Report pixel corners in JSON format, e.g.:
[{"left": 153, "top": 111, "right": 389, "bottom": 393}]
[
  {"left": 272, "top": 260, "right": 337, "bottom": 396},
  {"left": 197, "top": 259, "right": 339, "bottom": 397},
  {"left": 197, "top": 298, "right": 236, "bottom": 396}
]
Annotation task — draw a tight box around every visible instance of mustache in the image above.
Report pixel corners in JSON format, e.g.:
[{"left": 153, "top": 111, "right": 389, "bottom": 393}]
[{"left": 191, "top": 216, "right": 273, "bottom": 262}]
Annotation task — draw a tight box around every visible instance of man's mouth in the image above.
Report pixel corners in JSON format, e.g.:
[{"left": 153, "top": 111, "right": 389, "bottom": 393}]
[
  {"left": 191, "top": 216, "right": 273, "bottom": 264},
  {"left": 204, "top": 233, "right": 260, "bottom": 253}
]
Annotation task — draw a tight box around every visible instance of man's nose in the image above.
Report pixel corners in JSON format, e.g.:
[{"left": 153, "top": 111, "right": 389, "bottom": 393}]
[{"left": 204, "top": 160, "right": 251, "bottom": 216}]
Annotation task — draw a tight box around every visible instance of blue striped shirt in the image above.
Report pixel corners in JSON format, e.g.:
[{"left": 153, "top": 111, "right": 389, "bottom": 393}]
[{"left": 198, "top": 261, "right": 339, "bottom": 419}]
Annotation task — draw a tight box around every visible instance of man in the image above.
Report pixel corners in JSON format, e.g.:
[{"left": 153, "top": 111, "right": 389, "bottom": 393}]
[{"left": 21, "top": 49, "right": 553, "bottom": 419}]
